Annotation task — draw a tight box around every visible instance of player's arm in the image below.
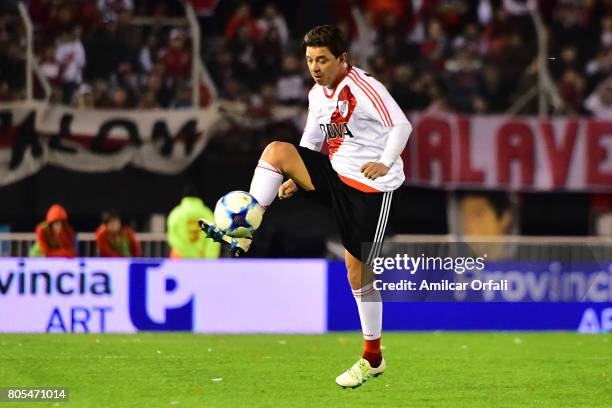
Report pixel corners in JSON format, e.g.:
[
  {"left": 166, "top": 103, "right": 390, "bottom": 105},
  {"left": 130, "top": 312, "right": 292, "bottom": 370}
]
[
  {"left": 361, "top": 122, "right": 412, "bottom": 180},
  {"left": 280, "top": 102, "right": 321, "bottom": 199},
  {"left": 359, "top": 78, "right": 412, "bottom": 180},
  {"left": 299, "top": 102, "right": 324, "bottom": 152}
]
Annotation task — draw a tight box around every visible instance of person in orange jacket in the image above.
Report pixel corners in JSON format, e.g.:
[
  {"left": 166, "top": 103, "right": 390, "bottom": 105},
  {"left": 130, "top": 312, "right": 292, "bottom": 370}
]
[
  {"left": 32, "top": 204, "right": 77, "bottom": 258},
  {"left": 95, "top": 210, "right": 141, "bottom": 257}
]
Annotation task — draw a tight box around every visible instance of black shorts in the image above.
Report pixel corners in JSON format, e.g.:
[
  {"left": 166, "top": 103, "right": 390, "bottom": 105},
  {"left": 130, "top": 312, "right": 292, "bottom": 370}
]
[{"left": 296, "top": 146, "right": 397, "bottom": 265}]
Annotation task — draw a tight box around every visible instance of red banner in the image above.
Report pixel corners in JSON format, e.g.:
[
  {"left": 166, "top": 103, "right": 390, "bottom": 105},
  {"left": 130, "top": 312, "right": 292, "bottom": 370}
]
[{"left": 402, "top": 114, "right": 612, "bottom": 191}]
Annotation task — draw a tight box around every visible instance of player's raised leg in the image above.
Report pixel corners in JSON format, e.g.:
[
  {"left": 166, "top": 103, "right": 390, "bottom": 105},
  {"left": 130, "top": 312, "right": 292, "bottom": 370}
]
[
  {"left": 200, "top": 141, "right": 314, "bottom": 256},
  {"left": 335, "top": 249, "right": 385, "bottom": 388},
  {"left": 249, "top": 141, "right": 314, "bottom": 208}
]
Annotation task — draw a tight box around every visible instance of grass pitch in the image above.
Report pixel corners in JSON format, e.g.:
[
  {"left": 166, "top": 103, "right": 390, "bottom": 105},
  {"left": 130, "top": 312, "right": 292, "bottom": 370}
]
[{"left": 0, "top": 332, "right": 610, "bottom": 407}]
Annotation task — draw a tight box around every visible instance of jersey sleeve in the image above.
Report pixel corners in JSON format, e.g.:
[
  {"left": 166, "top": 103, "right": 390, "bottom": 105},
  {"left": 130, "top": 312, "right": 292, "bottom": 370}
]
[
  {"left": 299, "top": 96, "right": 324, "bottom": 152},
  {"left": 355, "top": 74, "right": 409, "bottom": 128}
]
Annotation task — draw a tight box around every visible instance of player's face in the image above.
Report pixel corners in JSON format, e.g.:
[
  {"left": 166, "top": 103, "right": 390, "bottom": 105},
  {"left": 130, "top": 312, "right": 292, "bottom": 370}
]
[
  {"left": 459, "top": 196, "right": 510, "bottom": 236},
  {"left": 305, "top": 46, "right": 346, "bottom": 87}
]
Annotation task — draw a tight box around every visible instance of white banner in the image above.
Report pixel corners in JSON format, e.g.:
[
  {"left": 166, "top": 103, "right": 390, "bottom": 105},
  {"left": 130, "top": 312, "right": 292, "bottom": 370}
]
[
  {"left": 0, "top": 102, "right": 221, "bottom": 186},
  {"left": 0, "top": 258, "right": 327, "bottom": 334},
  {"left": 5, "top": 105, "right": 610, "bottom": 192},
  {"left": 402, "top": 113, "right": 612, "bottom": 191}
]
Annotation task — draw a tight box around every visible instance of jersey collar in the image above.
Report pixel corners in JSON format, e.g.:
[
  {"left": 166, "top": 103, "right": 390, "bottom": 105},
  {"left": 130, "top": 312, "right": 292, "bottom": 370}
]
[{"left": 323, "top": 65, "right": 353, "bottom": 99}]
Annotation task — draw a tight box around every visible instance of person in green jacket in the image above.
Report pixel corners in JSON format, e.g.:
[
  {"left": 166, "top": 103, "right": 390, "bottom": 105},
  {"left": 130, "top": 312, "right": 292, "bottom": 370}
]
[{"left": 167, "top": 193, "right": 221, "bottom": 259}]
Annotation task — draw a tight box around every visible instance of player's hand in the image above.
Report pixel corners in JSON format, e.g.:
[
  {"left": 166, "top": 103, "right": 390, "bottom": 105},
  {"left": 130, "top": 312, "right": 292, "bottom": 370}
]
[
  {"left": 361, "top": 162, "right": 389, "bottom": 180},
  {"left": 278, "top": 179, "right": 298, "bottom": 200}
]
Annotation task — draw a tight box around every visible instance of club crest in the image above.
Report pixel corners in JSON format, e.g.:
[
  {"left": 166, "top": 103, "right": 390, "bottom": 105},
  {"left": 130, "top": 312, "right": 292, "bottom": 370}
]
[{"left": 338, "top": 100, "right": 349, "bottom": 118}]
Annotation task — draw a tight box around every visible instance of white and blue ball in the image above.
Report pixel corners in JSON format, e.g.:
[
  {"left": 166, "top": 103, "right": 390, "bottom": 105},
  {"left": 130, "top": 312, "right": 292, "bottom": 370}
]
[{"left": 214, "top": 191, "right": 263, "bottom": 237}]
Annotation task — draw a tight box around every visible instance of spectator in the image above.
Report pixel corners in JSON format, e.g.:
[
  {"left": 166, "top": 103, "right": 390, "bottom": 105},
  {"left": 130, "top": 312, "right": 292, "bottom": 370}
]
[
  {"left": 585, "top": 75, "right": 612, "bottom": 117},
  {"left": 585, "top": 48, "right": 612, "bottom": 90},
  {"left": 220, "top": 78, "right": 246, "bottom": 102},
  {"left": 91, "top": 78, "right": 111, "bottom": 107},
  {"left": 30, "top": 204, "right": 77, "bottom": 258},
  {"left": 452, "top": 22, "right": 485, "bottom": 57},
  {"left": 257, "top": 3, "right": 289, "bottom": 46},
  {"left": 75, "top": 83, "right": 95, "bottom": 108},
  {"left": 138, "top": 90, "right": 160, "bottom": 109},
  {"left": 420, "top": 18, "right": 448, "bottom": 72},
  {"left": 159, "top": 29, "right": 191, "bottom": 81},
  {"left": 276, "top": 54, "right": 307, "bottom": 105},
  {"left": 109, "top": 61, "right": 139, "bottom": 105},
  {"left": 170, "top": 85, "right": 192, "bottom": 109},
  {"left": 167, "top": 192, "right": 221, "bottom": 259},
  {"left": 144, "top": 66, "right": 173, "bottom": 107},
  {"left": 478, "top": 64, "right": 508, "bottom": 113},
  {"left": 444, "top": 46, "right": 482, "bottom": 112},
  {"left": 254, "top": 26, "right": 284, "bottom": 83},
  {"left": 550, "top": 45, "right": 581, "bottom": 81},
  {"left": 600, "top": 15, "right": 612, "bottom": 49},
  {"left": 376, "top": 12, "right": 407, "bottom": 64},
  {"left": 558, "top": 69, "right": 586, "bottom": 114},
  {"left": 390, "top": 64, "right": 418, "bottom": 111},
  {"left": 55, "top": 26, "right": 86, "bottom": 104},
  {"left": 224, "top": 2, "right": 261, "bottom": 41},
  {"left": 97, "top": 0, "right": 133, "bottom": 20},
  {"left": 139, "top": 33, "right": 158, "bottom": 74},
  {"left": 107, "top": 87, "right": 130, "bottom": 108},
  {"left": 229, "top": 25, "right": 258, "bottom": 86},
  {"left": 40, "top": 45, "right": 61, "bottom": 87},
  {"left": 209, "top": 49, "right": 238, "bottom": 87},
  {"left": 95, "top": 210, "right": 141, "bottom": 257}
]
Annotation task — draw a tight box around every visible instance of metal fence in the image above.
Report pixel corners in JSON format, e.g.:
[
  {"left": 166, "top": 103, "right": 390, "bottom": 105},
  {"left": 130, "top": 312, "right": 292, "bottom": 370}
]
[{"left": 0, "top": 232, "right": 169, "bottom": 258}]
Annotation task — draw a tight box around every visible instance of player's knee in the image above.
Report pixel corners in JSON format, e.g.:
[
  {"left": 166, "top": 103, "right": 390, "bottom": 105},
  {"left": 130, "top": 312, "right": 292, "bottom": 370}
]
[{"left": 261, "top": 141, "right": 294, "bottom": 170}]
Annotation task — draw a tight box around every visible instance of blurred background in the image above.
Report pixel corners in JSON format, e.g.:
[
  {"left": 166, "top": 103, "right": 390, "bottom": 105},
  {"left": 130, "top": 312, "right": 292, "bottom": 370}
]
[{"left": 1, "top": 0, "right": 612, "bottom": 259}]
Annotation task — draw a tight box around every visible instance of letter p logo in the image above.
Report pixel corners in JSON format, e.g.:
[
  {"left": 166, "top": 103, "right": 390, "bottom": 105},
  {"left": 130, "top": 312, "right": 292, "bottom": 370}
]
[{"left": 128, "top": 261, "right": 194, "bottom": 331}]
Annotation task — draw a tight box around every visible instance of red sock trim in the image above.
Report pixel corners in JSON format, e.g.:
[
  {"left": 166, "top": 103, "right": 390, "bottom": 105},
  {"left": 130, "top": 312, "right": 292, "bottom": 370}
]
[
  {"left": 364, "top": 338, "right": 381, "bottom": 354},
  {"left": 362, "top": 338, "right": 382, "bottom": 367}
]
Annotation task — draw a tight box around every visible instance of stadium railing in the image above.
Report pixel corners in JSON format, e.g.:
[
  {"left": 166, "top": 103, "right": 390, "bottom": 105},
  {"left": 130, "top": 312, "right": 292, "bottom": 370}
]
[
  {"left": 3, "top": 233, "right": 611, "bottom": 260},
  {"left": 0, "top": 232, "right": 169, "bottom": 258}
]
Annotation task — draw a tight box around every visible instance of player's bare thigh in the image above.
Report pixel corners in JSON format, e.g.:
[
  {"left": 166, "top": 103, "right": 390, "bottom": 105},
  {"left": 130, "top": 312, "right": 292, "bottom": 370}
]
[{"left": 261, "top": 141, "right": 315, "bottom": 191}]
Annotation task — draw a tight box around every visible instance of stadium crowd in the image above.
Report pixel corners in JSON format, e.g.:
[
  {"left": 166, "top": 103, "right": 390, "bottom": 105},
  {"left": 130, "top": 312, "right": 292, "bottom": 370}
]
[{"left": 0, "top": 0, "right": 612, "bottom": 116}]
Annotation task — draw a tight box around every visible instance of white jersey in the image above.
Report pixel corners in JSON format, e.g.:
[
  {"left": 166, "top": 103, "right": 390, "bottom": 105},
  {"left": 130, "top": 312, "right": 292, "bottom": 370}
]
[{"left": 300, "top": 65, "right": 410, "bottom": 193}]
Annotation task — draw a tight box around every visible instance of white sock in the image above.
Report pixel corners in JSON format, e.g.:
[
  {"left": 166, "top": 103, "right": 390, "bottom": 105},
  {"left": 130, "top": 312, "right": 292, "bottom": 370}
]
[
  {"left": 352, "top": 283, "right": 382, "bottom": 340},
  {"left": 249, "top": 160, "right": 284, "bottom": 208}
]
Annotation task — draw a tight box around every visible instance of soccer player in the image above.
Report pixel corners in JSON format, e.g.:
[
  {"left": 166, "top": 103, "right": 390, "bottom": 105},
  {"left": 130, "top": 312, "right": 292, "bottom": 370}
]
[{"left": 202, "top": 25, "right": 412, "bottom": 388}]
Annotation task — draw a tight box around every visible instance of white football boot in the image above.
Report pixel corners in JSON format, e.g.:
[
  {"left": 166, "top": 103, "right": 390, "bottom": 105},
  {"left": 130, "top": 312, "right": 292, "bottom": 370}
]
[
  {"left": 198, "top": 219, "right": 252, "bottom": 257},
  {"left": 335, "top": 358, "right": 386, "bottom": 388}
]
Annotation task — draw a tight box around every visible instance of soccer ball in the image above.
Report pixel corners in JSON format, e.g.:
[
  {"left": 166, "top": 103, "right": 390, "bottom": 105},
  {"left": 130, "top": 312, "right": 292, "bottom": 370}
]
[{"left": 214, "top": 191, "right": 264, "bottom": 237}]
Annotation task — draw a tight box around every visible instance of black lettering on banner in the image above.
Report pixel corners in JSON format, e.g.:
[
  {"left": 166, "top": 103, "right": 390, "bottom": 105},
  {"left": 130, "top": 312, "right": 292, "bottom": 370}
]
[
  {"left": 91, "top": 119, "right": 141, "bottom": 154},
  {"left": 152, "top": 119, "right": 198, "bottom": 157},
  {"left": 49, "top": 113, "right": 77, "bottom": 153},
  {"left": 10, "top": 111, "right": 43, "bottom": 169}
]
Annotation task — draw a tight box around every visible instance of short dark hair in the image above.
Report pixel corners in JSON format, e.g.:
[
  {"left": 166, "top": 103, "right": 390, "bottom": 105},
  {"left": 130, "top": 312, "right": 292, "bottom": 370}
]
[
  {"left": 456, "top": 190, "right": 511, "bottom": 219},
  {"left": 302, "top": 25, "right": 348, "bottom": 58},
  {"left": 101, "top": 210, "right": 122, "bottom": 224}
]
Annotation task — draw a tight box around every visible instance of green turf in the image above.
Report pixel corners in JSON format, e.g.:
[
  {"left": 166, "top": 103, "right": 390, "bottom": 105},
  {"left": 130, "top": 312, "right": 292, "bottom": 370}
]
[{"left": 0, "top": 332, "right": 610, "bottom": 407}]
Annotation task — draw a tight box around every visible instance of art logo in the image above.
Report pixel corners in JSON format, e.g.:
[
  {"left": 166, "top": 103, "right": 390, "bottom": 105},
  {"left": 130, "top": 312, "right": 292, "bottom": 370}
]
[{"left": 128, "top": 261, "right": 194, "bottom": 330}]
